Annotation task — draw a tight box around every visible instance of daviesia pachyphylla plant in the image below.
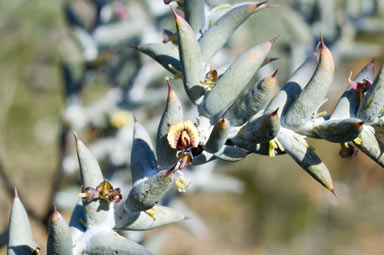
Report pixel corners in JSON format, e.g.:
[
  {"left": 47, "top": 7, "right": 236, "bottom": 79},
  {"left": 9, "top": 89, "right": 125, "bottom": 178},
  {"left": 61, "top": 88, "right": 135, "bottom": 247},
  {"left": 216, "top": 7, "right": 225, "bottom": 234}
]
[{"left": 5, "top": 0, "right": 384, "bottom": 254}]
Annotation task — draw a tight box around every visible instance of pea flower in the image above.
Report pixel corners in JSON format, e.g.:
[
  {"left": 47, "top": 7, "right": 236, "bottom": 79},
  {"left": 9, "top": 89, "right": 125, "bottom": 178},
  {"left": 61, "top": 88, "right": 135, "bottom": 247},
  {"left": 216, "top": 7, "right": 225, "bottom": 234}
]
[
  {"left": 167, "top": 120, "right": 199, "bottom": 192},
  {"left": 79, "top": 180, "right": 122, "bottom": 203}
]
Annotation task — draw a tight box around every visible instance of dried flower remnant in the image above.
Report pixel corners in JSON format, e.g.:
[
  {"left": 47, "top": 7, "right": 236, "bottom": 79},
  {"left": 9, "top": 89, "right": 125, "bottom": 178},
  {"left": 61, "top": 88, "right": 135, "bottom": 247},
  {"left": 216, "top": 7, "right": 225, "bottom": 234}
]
[
  {"left": 348, "top": 72, "right": 372, "bottom": 92},
  {"left": 339, "top": 143, "right": 358, "bottom": 158},
  {"left": 173, "top": 171, "right": 190, "bottom": 192},
  {"left": 144, "top": 206, "right": 159, "bottom": 220},
  {"left": 200, "top": 70, "right": 218, "bottom": 90},
  {"left": 269, "top": 137, "right": 284, "bottom": 157},
  {"left": 79, "top": 180, "right": 122, "bottom": 203},
  {"left": 79, "top": 187, "right": 99, "bottom": 203}
]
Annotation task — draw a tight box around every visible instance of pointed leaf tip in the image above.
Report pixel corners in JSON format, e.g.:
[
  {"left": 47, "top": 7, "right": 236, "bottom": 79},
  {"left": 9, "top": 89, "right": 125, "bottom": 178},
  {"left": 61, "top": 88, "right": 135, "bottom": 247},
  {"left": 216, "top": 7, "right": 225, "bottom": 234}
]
[
  {"left": 258, "top": 1, "right": 268, "bottom": 6},
  {"left": 330, "top": 188, "right": 337, "bottom": 198},
  {"left": 167, "top": 82, "right": 176, "bottom": 98},
  {"left": 128, "top": 45, "right": 139, "bottom": 50},
  {"left": 170, "top": 7, "right": 180, "bottom": 21},
  {"left": 369, "top": 57, "right": 375, "bottom": 66},
  {"left": 74, "top": 132, "right": 85, "bottom": 150},
  {"left": 320, "top": 35, "right": 327, "bottom": 49},
  {"left": 14, "top": 187, "right": 18, "bottom": 198},
  {"left": 219, "top": 118, "right": 229, "bottom": 126},
  {"left": 250, "top": 1, "right": 268, "bottom": 11},
  {"left": 270, "top": 108, "right": 279, "bottom": 118},
  {"left": 270, "top": 35, "right": 280, "bottom": 44},
  {"left": 51, "top": 208, "right": 61, "bottom": 223}
]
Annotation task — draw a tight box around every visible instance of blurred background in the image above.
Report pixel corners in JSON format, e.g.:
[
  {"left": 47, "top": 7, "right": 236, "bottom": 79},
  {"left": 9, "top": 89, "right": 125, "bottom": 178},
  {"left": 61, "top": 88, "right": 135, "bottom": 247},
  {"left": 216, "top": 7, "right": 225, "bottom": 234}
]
[{"left": 1, "top": 0, "right": 384, "bottom": 254}]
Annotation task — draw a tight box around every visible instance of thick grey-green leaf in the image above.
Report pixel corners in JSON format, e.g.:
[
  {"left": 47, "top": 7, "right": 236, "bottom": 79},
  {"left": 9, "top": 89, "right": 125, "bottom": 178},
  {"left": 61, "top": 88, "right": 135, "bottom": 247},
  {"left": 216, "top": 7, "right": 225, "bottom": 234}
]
[
  {"left": 331, "top": 59, "right": 375, "bottom": 119},
  {"left": 354, "top": 125, "right": 384, "bottom": 167},
  {"left": 199, "top": 2, "right": 269, "bottom": 64},
  {"left": 7, "top": 191, "right": 35, "bottom": 255},
  {"left": 156, "top": 85, "right": 183, "bottom": 169},
  {"left": 135, "top": 43, "right": 181, "bottom": 74},
  {"left": 200, "top": 38, "right": 275, "bottom": 120},
  {"left": 357, "top": 65, "right": 384, "bottom": 124},
  {"left": 173, "top": 9, "right": 205, "bottom": 104},
  {"left": 125, "top": 170, "right": 174, "bottom": 212},
  {"left": 131, "top": 122, "right": 158, "bottom": 185},
  {"left": 232, "top": 110, "right": 280, "bottom": 146},
  {"left": 266, "top": 47, "right": 318, "bottom": 117},
  {"left": 205, "top": 118, "right": 230, "bottom": 153},
  {"left": 114, "top": 205, "right": 185, "bottom": 230},
  {"left": 47, "top": 208, "right": 73, "bottom": 255},
  {"left": 214, "top": 145, "right": 248, "bottom": 162},
  {"left": 84, "top": 231, "right": 153, "bottom": 255},
  {"left": 225, "top": 71, "right": 277, "bottom": 126},
  {"left": 184, "top": 0, "right": 206, "bottom": 35},
  {"left": 283, "top": 40, "right": 334, "bottom": 130},
  {"left": 313, "top": 118, "right": 363, "bottom": 143},
  {"left": 277, "top": 130, "right": 334, "bottom": 193},
  {"left": 74, "top": 134, "right": 112, "bottom": 228}
]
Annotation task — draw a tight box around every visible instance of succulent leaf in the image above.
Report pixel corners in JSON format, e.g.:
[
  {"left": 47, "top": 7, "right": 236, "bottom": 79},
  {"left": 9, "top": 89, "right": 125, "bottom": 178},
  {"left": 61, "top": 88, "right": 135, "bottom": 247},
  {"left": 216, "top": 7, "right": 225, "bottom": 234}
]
[
  {"left": 131, "top": 122, "right": 158, "bottom": 185},
  {"left": 353, "top": 125, "right": 384, "bottom": 167},
  {"left": 224, "top": 70, "right": 277, "bottom": 126},
  {"left": 265, "top": 46, "right": 318, "bottom": 117},
  {"left": 332, "top": 58, "right": 375, "bottom": 119},
  {"left": 357, "top": 65, "right": 384, "bottom": 124},
  {"left": 7, "top": 191, "right": 35, "bottom": 255},
  {"left": 313, "top": 118, "right": 364, "bottom": 143},
  {"left": 277, "top": 130, "right": 335, "bottom": 194},
  {"left": 214, "top": 145, "right": 248, "bottom": 162},
  {"left": 125, "top": 170, "right": 174, "bottom": 212},
  {"left": 69, "top": 200, "right": 86, "bottom": 240},
  {"left": 232, "top": 110, "right": 280, "bottom": 146},
  {"left": 184, "top": 0, "right": 206, "bottom": 35},
  {"left": 74, "top": 133, "right": 104, "bottom": 187},
  {"left": 173, "top": 8, "right": 205, "bottom": 104},
  {"left": 283, "top": 39, "right": 334, "bottom": 130},
  {"left": 199, "top": 2, "right": 270, "bottom": 64},
  {"left": 74, "top": 134, "right": 113, "bottom": 228},
  {"left": 157, "top": 85, "right": 184, "bottom": 169},
  {"left": 114, "top": 205, "right": 186, "bottom": 230},
  {"left": 200, "top": 38, "right": 275, "bottom": 119},
  {"left": 205, "top": 118, "right": 230, "bottom": 153},
  {"left": 191, "top": 150, "right": 216, "bottom": 165},
  {"left": 47, "top": 208, "right": 73, "bottom": 255},
  {"left": 134, "top": 43, "right": 181, "bottom": 74},
  {"left": 84, "top": 231, "right": 153, "bottom": 255}
]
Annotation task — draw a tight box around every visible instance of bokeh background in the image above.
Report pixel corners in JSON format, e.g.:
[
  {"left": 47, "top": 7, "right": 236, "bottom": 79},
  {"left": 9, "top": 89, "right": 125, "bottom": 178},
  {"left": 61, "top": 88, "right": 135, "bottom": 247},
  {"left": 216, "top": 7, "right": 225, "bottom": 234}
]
[{"left": 1, "top": 0, "right": 384, "bottom": 254}]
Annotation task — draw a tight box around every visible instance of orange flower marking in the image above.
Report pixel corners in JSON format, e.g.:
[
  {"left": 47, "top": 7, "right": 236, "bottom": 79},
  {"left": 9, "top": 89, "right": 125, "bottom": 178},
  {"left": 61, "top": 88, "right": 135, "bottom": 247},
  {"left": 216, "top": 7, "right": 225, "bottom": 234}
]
[{"left": 168, "top": 120, "right": 199, "bottom": 150}]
